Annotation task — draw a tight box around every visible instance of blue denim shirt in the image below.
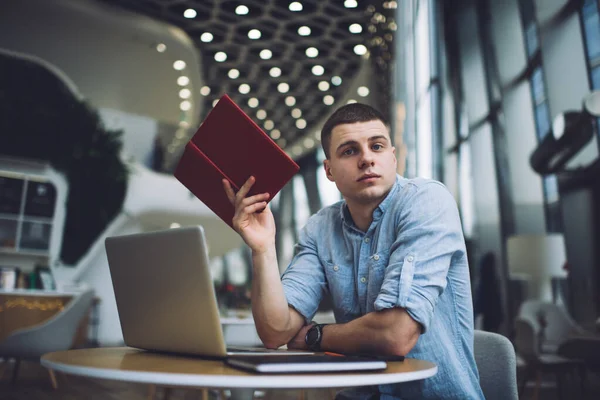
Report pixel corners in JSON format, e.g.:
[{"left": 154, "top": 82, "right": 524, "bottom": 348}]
[{"left": 281, "top": 176, "right": 484, "bottom": 399}]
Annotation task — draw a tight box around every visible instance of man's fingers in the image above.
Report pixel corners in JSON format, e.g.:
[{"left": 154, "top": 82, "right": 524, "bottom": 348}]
[
  {"left": 243, "top": 201, "right": 268, "bottom": 215},
  {"left": 238, "top": 192, "right": 270, "bottom": 209},
  {"left": 222, "top": 179, "right": 235, "bottom": 204},
  {"left": 235, "top": 176, "right": 256, "bottom": 204}
]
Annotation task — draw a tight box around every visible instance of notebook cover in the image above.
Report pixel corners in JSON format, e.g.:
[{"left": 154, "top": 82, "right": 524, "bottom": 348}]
[
  {"left": 225, "top": 355, "right": 388, "bottom": 374},
  {"left": 174, "top": 94, "right": 300, "bottom": 228}
]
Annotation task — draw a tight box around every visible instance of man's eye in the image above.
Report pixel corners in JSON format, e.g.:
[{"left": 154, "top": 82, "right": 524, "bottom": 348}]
[
  {"left": 342, "top": 148, "right": 355, "bottom": 156},
  {"left": 372, "top": 144, "right": 383, "bottom": 150}
]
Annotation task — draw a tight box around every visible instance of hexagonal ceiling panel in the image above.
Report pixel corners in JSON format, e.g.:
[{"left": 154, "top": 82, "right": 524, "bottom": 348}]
[{"left": 97, "top": 0, "right": 397, "bottom": 159}]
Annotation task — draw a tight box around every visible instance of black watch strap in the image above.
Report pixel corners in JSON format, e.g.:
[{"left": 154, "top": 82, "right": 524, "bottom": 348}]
[{"left": 305, "top": 323, "right": 328, "bottom": 351}]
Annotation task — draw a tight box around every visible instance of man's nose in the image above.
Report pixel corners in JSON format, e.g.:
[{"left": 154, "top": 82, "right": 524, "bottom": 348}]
[{"left": 359, "top": 150, "right": 375, "bottom": 168}]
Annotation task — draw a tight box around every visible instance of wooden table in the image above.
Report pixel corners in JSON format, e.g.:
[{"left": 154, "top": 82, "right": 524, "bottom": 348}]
[{"left": 41, "top": 347, "right": 437, "bottom": 399}]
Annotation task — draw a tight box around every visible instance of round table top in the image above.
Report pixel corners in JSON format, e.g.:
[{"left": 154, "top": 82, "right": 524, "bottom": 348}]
[{"left": 41, "top": 347, "right": 437, "bottom": 389}]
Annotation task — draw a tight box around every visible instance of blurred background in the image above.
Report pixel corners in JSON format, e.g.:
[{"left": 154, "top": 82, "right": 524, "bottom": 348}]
[{"left": 1, "top": 0, "right": 600, "bottom": 398}]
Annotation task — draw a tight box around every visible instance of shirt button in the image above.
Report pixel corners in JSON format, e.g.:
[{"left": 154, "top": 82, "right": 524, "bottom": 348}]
[
  {"left": 333, "top": 265, "right": 339, "bottom": 271},
  {"left": 373, "top": 254, "right": 380, "bottom": 261},
  {"left": 360, "top": 277, "right": 367, "bottom": 283},
  {"left": 364, "top": 238, "right": 370, "bottom": 243},
  {"left": 407, "top": 255, "right": 414, "bottom": 262}
]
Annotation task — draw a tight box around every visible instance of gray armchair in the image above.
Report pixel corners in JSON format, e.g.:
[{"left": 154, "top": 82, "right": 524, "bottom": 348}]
[
  {"left": 0, "top": 289, "right": 94, "bottom": 387},
  {"left": 473, "top": 330, "right": 518, "bottom": 400}
]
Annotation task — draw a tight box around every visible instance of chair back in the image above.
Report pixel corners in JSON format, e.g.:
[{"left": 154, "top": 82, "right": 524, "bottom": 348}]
[
  {"left": 0, "top": 289, "right": 94, "bottom": 359},
  {"left": 519, "top": 300, "right": 583, "bottom": 346},
  {"left": 473, "top": 330, "right": 518, "bottom": 400}
]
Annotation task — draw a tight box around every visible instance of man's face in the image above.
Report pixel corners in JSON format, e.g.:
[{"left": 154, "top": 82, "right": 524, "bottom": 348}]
[{"left": 323, "top": 120, "right": 397, "bottom": 207}]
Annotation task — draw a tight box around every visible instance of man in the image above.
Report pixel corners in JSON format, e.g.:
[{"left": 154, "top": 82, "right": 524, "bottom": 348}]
[{"left": 223, "top": 103, "right": 484, "bottom": 399}]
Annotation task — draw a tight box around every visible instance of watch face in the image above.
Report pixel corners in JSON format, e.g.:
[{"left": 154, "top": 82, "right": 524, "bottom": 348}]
[{"left": 306, "top": 326, "right": 320, "bottom": 346}]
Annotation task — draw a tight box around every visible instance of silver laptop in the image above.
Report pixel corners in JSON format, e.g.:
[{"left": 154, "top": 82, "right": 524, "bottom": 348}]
[{"left": 105, "top": 226, "right": 312, "bottom": 357}]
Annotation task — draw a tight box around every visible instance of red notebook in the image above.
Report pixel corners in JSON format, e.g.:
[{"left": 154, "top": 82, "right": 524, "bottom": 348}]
[{"left": 174, "top": 94, "right": 300, "bottom": 228}]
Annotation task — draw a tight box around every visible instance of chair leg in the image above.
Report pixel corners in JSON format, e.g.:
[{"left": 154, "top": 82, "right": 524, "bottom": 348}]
[
  {"left": 10, "top": 358, "right": 21, "bottom": 385},
  {"left": 48, "top": 369, "right": 59, "bottom": 390},
  {"left": 148, "top": 384, "right": 156, "bottom": 400},
  {"left": 201, "top": 388, "right": 208, "bottom": 400},
  {"left": 162, "top": 387, "right": 172, "bottom": 400},
  {"left": 533, "top": 370, "right": 542, "bottom": 400},
  {"left": 297, "top": 389, "right": 305, "bottom": 400}
]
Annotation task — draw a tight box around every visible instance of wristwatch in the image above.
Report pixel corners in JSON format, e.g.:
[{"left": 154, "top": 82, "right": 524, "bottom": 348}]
[{"left": 305, "top": 323, "right": 327, "bottom": 351}]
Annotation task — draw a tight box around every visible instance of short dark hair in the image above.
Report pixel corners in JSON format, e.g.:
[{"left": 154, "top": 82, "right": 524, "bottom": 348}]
[{"left": 320, "top": 103, "right": 388, "bottom": 159}]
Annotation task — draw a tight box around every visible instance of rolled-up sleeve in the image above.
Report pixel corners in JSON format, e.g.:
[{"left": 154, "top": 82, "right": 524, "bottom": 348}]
[
  {"left": 374, "top": 182, "right": 464, "bottom": 333},
  {"left": 281, "top": 220, "right": 327, "bottom": 322}
]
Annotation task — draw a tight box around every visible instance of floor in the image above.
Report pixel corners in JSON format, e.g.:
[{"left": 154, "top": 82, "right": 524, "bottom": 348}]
[{"left": 2, "top": 360, "right": 600, "bottom": 400}]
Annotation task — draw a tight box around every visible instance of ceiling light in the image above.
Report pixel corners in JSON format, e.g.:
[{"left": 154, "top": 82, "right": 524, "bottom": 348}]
[
  {"left": 296, "top": 119, "right": 307, "bottom": 129},
  {"left": 180, "top": 100, "right": 192, "bottom": 111},
  {"left": 200, "top": 86, "right": 211, "bottom": 96},
  {"left": 357, "top": 86, "right": 370, "bottom": 97},
  {"left": 298, "top": 26, "right": 311, "bottom": 36},
  {"left": 289, "top": 2, "right": 303, "bottom": 11},
  {"left": 293, "top": 145, "right": 303, "bottom": 156},
  {"left": 177, "top": 76, "right": 190, "bottom": 86},
  {"left": 278, "top": 138, "right": 287, "bottom": 147},
  {"left": 214, "top": 52, "right": 227, "bottom": 62},
  {"left": 311, "top": 65, "right": 324, "bottom": 76},
  {"left": 277, "top": 82, "right": 290, "bottom": 93},
  {"left": 269, "top": 67, "right": 282, "bottom": 77},
  {"left": 331, "top": 76, "right": 342, "bottom": 85},
  {"left": 264, "top": 120, "right": 274, "bottom": 130},
  {"left": 212, "top": 99, "right": 219, "bottom": 107},
  {"left": 248, "top": 97, "right": 259, "bottom": 108},
  {"left": 291, "top": 108, "right": 302, "bottom": 118},
  {"left": 173, "top": 60, "right": 186, "bottom": 70},
  {"left": 260, "top": 49, "right": 272, "bottom": 60},
  {"left": 184, "top": 9, "right": 197, "bottom": 18},
  {"left": 305, "top": 47, "right": 319, "bottom": 58},
  {"left": 257, "top": 109, "right": 267, "bottom": 120},
  {"left": 235, "top": 5, "right": 249, "bottom": 15},
  {"left": 248, "top": 29, "right": 261, "bottom": 39},
  {"left": 156, "top": 43, "right": 166, "bottom": 52},
  {"left": 349, "top": 23, "right": 362, "bottom": 34},
  {"left": 347, "top": 99, "right": 357, "bottom": 104},
  {"left": 344, "top": 0, "right": 358, "bottom": 8},
  {"left": 285, "top": 96, "right": 296, "bottom": 106},
  {"left": 179, "top": 88, "right": 191, "bottom": 99},
  {"left": 304, "top": 138, "right": 315, "bottom": 148},
  {"left": 228, "top": 69, "right": 240, "bottom": 79},
  {"left": 238, "top": 83, "right": 251, "bottom": 94},
  {"left": 270, "top": 129, "right": 281, "bottom": 139},
  {"left": 323, "top": 95, "right": 334, "bottom": 105},
  {"left": 200, "top": 32, "right": 213, "bottom": 42},
  {"left": 314, "top": 130, "right": 321, "bottom": 140},
  {"left": 318, "top": 81, "right": 330, "bottom": 91},
  {"left": 354, "top": 44, "right": 368, "bottom": 55}
]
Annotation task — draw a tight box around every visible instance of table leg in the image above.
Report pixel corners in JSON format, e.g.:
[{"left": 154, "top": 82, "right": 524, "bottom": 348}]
[
  {"left": 229, "top": 388, "right": 255, "bottom": 400},
  {"left": 147, "top": 384, "right": 156, "bottom": 400},
  {"left": 201, "top": 388, "right": 208, "bottom": 400},
  {"left": 48, "top": 369, "right": 58, "bottom": 390}
]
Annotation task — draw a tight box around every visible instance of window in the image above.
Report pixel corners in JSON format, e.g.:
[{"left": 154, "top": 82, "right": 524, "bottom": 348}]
[
  {"left": 580, "top": 0, "right": 600, "bottom": 146},
  {"left": 518, "top": 0, "right": 562, "bottom": 233}
]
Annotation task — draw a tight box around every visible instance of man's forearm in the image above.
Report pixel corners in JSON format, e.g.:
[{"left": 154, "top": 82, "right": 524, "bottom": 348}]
[
  {"left": 251, "top": 246, "right": 298, "bottom": 348},
  {"left": 320, "top": 308, "right": 420, "bottom": 356}
]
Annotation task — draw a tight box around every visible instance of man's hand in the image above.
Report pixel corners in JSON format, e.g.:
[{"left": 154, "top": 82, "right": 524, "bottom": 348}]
[
  {"left": 287, "top": 323, "right": 315, "bottom": 350},
  {"left": 223, "top": 176, "right": 276, "bottom": 254}
]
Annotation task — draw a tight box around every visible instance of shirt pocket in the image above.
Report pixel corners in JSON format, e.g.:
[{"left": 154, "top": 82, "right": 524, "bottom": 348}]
[{"left": 324, "top": 261, "right": 357, "bottom": 320}]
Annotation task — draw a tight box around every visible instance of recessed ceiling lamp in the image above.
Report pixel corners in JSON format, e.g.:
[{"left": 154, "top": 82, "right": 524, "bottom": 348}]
[
  {"left": 304, "top": 138, "right": 315, "bottom": 148},
  {"left": 296, "top": 119, "right": 307, "bottom": 129},
  {"left": 236, "top": 5, "right": 249, "bottom": 15},
  {"left": 349, "top": 23, "right": 362, "bottom": 34},
  {"left": 357, "top": 86, "right": 370, "bottom": 97},
  {"left": 200, "top": 32, "right": 213, "bottom": 43},
  {"left": 248, "top": 29, "right": 261, "bottom": 39},
  {"left": 200, "top": 86, "right": 211, "bottom": 96},
  {"left": 323, "top": 95, "right": 334, "bottom": 105},
  {"left": 212, "top": 99, "right": 219, "bottom": 107},
  {"left": 184, "top": 9, "right": 197, "bottom": 18},
  {"left": 311, "top": 65, "right": 324, "bottom": 76},
  {"left": 347, "top": 99, "right": 357, "bottom": 104},
  {"left": 278, "top": 138, "right": 287, "bottom": 147},
  {"left": 228, "top": 69, "right": 240, "bottom": 79},
  {"left": 270, "top": 129, "right": 281, "bottom": 140},
  {"left": 331, "top": 76, "right": 342, "bottom": 86},
  {"left": 156, "top": 43, "right": 166, "bottom": 52},
  {"left": 291, "top": 108, "right": 302, "bottom": 118},
  {"left": 269, "top": 67, "right": 282, "bottom": 77},
  {"left": 214, "top": 52, "right": 227, "bottom": 62},
  {"left": 305, "top": 47, "right": 319, "bottom": 58},
  {"left": 344, "top": 0, "right": 358, "bottom": 8},
  {"left": 260, "top": 49, "right": 272, "bottom": 60},
  {"left": 292, "top": 146, "right": 303, "bottom": 156},
  {"left": 173, "top": 60, "right": 186, "bottom": 70},
  {"left": 257, "top": 109, "right": 267, "bottom": 120},
  {"left": 248, "top": 97, "right": 259, "bottom": 108},
  {"left": 298, "top": 26, "right": 311, "bottom": 36},
  {"left": 180, "top": 100, "right": 192, "bottom": 111},
  {"left": 289, "top": 2, "right": 303, "bottom": 11},
  {"left": 264, "top": 120, "right": 274, "bottom": 130},
  {"left": 238, "top": 83, "right": 251, "bottom": 94},
  {"left": 354, "top": 44, "right": 368, "bottom": 55},
  {"left": 318, "top": 81, "right": 330, "bottom": 91},
  {"left": 285, "top": 96, "right": 296, "bottom": 106},
  {"left": 277, "top": 83, "right": 290, "bottom": 93},
  {"left": 179, "top": 88, "right": 191, "bottom": 99},
  {"left": 177, "top": 76, "right": 190, "bottom": 86}
]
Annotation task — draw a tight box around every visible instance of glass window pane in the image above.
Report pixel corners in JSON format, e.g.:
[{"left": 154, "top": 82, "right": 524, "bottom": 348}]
[
  {"left": 293, "top": 175, "right": 310, "bottom": 233},
  {"left": 534, "top": 102, "right": 551, "bottom": 140},
  {"left": 525, "top": 23, "right": 539, "bottom": 57},
  {"left": 543, "top": 175, "right": 559, "bottom": 203},
  {"left": 591, "top": 65, "right": 600, "bottom": 89},
  {"left": 531, "top": 67, "right": 546, "bottom": 103},
  {"left": 416, "top": 91, "right": 433, "bottom": 179},
  {"left": 582, "top": 0, "right": 600, "bottom": 61}
]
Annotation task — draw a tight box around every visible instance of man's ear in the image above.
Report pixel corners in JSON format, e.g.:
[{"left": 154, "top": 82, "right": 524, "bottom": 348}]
[
  {"left": 323, "top": 159, "right": 334, "bottom": 182},
  {"left": 392, "top": 146, "right": 397, "bottom": 165}
]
